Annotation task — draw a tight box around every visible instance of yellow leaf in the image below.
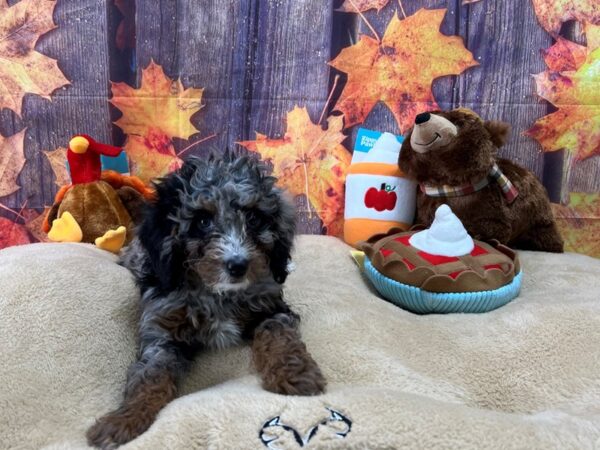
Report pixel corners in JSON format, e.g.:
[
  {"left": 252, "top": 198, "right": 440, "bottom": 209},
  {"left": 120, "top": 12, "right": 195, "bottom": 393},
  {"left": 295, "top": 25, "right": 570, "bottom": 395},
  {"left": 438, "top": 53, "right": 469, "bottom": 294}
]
[
  {"left": 329, "top": 9, "right": 478, "bottom": 132},
  {"left": 525, "top": 24, "right": 600, "bottom": 161},
  {"left": 531, "top": 0, "right": 600, "bottom": 35},
  {"left": 239, "top": 107, "right": 351, "bottom": 236},
  {"left": 0, "top": 129, "right": 26, "bottom": 197},
  {"left": 43, "top": 147, "right": 70, "bottom": 187},
  {"left": 110, "top": 60, "right": 204, "bottom": 140},
  {"left": 553, "top": 193, "right": 600, "bottom": 258},
  {"left": 0, "top": 0, "right": 70, "bottom": 116}
]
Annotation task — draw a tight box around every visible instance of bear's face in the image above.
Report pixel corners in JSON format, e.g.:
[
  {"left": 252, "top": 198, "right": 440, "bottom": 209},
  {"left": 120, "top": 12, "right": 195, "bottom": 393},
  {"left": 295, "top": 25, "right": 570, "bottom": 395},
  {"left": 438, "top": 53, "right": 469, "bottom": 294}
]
[{"left": 398, "top": 109, "right": 510, "bottom": 185}]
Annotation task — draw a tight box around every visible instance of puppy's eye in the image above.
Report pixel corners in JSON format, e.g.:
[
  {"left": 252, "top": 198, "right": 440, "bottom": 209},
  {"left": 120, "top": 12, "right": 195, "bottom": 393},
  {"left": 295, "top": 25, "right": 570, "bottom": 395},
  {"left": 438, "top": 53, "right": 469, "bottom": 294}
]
[
  {"left": 195, "top": 212, "right": 213, "bottom": 231},
  {"left": 246, "top": 210, "right": 264, "bottom": 229}
]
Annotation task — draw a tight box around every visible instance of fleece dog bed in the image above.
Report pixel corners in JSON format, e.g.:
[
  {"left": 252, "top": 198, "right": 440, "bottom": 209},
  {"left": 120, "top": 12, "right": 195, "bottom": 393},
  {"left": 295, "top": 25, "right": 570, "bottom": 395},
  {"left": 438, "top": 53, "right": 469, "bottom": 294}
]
[{"left": 1, "top": 236, "right": 599, "bottom": 449}]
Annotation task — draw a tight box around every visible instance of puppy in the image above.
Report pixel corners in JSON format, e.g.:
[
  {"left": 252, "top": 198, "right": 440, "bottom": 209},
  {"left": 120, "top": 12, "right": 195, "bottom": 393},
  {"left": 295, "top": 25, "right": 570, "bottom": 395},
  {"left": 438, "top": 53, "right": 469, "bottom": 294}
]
[{"left": 87, "top": 153, "right": 326, "bottom": 448}]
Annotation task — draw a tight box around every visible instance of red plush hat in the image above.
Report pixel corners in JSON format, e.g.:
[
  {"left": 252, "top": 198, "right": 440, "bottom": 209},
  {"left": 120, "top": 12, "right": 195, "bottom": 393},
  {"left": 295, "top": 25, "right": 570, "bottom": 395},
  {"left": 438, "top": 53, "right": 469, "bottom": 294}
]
[{"left": 67, "top": 135, "right": 123, "bottom": 185}]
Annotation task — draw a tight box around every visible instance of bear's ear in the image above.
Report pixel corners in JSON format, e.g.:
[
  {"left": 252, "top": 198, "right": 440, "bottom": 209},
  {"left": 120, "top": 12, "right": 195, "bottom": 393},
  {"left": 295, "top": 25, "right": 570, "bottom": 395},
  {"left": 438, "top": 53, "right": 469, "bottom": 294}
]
[{"left": 484, "top": 121, "right": 511, "bottom": 147}]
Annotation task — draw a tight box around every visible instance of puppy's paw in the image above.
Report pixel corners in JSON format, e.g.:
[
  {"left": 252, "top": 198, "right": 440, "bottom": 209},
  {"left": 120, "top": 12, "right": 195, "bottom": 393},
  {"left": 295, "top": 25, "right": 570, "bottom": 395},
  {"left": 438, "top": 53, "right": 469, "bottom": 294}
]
[
  {"left": 263, "top": 352, "right": 326, "bottom": 396},
  {"left": 86, "top": 409, "right": 150, "bottom": 449}
]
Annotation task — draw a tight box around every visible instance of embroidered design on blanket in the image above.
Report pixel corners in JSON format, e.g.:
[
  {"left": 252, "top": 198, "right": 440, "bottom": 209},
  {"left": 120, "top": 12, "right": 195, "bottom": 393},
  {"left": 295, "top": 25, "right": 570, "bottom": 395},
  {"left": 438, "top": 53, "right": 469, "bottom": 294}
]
[{"left": 259, "top": 407, "right": 352, "bottom": 448}]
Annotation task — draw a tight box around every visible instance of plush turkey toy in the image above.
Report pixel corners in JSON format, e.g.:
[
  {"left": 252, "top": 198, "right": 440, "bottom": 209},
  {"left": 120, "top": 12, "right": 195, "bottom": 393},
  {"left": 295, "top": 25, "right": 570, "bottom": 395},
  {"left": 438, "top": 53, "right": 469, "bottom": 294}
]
[{"left": 43, "top": 135, "right": 153, "bottom": 253}]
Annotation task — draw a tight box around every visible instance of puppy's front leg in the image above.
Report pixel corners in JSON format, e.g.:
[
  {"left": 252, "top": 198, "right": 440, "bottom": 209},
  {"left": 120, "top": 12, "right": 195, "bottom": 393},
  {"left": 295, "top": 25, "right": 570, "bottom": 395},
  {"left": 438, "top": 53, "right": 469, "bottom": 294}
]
[
  {"left": 87, "top": 334, "right": 188, "bottom": 449},
  {"left": 252, "top": 313, "right": 326, "bottom": 396}
]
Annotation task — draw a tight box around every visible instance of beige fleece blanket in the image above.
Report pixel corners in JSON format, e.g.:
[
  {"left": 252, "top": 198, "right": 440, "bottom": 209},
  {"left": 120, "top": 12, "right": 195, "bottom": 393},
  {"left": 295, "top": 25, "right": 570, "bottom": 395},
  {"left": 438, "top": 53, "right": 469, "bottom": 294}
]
[{"left": 1, "top": 236, "right": 599, "bottom": 450}]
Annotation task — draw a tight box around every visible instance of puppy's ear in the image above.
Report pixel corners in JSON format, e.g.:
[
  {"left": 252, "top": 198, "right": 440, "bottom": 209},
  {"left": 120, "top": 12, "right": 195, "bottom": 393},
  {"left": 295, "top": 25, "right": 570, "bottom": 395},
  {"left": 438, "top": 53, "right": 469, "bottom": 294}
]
[
  {"left": 484, "top": 121, "right": 511, "bottom": 147},
  {"left": 270, "top": 192, "right": 296, "bottom": 284},
  {"left": 138, "top": 172, "right": 187, "bottom": 292},
  {"left": 139, "top": 206, "right": 184, "bottom": 292}
]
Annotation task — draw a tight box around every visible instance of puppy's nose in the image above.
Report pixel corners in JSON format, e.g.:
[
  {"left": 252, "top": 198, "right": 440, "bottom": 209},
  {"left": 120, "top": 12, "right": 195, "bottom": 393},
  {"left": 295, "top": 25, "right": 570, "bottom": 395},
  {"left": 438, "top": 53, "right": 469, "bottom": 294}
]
[
  {"left": 415, "top": 112, "right": 431, "bottom": 125},
  {"left": 226, "top": 257, "right": 249, "bottom": 278}
]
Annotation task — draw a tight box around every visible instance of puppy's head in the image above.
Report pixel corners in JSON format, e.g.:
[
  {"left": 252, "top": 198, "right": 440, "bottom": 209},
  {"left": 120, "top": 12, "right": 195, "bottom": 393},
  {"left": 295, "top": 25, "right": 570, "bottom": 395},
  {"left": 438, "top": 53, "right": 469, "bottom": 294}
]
[{"left": 138, "top": 152, "right": 295, "bottom": 293}]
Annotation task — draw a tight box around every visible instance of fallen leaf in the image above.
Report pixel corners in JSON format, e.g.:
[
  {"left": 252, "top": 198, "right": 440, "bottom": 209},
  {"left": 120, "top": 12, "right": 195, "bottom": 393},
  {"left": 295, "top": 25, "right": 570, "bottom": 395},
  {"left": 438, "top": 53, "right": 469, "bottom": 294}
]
[
  {"left": 43, "top": 147, "right": 70, "bottom": 187},
  {"left": 531, "top": 0, "right": 600, "bottom": 36},
  {"left": 0, "top": 0, "right": 70, "bottom": 116},
  {"left": 525, "top": 23, "right": 600, "bottom": 161},
  {"left": 337, "top": 0, "right": 390, "bottom": 13},
  {"left": 329, "top": 9, "right": 477, "bottom": 132},
  {"left": 124, "top": 128, "right": 183, "bottom": 184},
  {"left": 22, "top": 207, "right": 51, "bottom": 242},
  {"left": 0, "top": 129, "right": 26, "bottom": 197},
  {"left": 115, "top": 0, "right": 135, "bottom": 51},
  {"left": 110, "top": 60, "right": 204, "bottom": 140},
  {"left": 553, "top": 193, "right": 600, "bottom": 258},
  {"left": 239, "top": 106, "right": 350, "bottom": 236},
  {"left": 0, "top": 216, "right": 31, "bottom": 249}
]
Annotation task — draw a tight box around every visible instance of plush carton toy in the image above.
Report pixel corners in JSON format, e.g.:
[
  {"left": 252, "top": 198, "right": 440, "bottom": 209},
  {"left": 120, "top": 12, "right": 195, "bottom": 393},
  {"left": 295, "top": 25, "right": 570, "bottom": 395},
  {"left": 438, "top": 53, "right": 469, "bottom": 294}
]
[{"left": 344, "top": 132, "right": 416, "bottom": 248}]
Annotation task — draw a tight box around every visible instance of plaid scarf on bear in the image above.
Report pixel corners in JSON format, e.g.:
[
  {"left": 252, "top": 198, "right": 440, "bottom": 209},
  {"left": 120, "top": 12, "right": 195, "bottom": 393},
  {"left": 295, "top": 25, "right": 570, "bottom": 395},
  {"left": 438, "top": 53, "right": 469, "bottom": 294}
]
[{"left": 420, "top": 163, "right": 519, "bottom": 204}]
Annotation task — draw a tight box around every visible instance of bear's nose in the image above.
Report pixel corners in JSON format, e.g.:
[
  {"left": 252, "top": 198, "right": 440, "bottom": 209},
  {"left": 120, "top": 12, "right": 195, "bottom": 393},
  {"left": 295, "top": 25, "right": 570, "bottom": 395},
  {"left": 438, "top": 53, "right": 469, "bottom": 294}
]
[
  {"left": 415, "top": 112, "right": 431, "bottom": 125},
  {"left": 226, "top": 257, "right": 249, "bottom": 278}
]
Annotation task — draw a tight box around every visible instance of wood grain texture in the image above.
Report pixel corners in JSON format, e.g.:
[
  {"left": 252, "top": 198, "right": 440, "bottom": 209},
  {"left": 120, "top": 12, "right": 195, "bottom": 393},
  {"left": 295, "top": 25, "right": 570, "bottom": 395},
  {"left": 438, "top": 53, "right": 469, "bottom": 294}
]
[
  {"left": 135, "top": 0, "right": 256, "bottom": 155},
  {"left": 0, "top": 0, "right": 113, "bottom": 211},
  {"left": 458, "top": 0, "right": 552, "bottom": 180},
  {"left": 249, "top": 0, "right": 340, "bottom": 234}
]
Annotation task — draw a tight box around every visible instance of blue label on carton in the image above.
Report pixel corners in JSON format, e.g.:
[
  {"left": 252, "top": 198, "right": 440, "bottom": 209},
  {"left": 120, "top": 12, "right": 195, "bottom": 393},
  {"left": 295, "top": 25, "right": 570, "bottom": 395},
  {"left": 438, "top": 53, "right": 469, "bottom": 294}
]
[{"left": 352, "top": 128, "right": 404, "bottom": 163}]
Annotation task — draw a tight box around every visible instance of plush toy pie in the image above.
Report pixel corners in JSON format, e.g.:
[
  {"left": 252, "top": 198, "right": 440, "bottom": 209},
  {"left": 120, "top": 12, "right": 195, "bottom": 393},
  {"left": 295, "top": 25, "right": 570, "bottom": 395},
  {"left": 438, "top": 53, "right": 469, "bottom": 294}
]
[{"left": 361, "top": 204, "right": 522, "bottom": 314}]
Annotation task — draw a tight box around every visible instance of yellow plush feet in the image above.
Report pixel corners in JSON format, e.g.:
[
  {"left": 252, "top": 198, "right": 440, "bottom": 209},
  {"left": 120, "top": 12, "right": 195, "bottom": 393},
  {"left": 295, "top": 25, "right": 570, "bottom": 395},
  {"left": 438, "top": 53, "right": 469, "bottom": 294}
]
[
  {"left": 95, "top": 226, "right": 127, "bottom": 254},
  {"left": 48, "top": 211, "right": 83, "bottom": 243}
]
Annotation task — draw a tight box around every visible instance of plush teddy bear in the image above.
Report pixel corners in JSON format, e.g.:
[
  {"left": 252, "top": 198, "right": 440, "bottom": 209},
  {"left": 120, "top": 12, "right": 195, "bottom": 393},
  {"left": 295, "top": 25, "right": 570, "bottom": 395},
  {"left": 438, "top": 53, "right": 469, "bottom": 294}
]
[{"left": 398, "top": 108, "right": 563, "bottom": 253}]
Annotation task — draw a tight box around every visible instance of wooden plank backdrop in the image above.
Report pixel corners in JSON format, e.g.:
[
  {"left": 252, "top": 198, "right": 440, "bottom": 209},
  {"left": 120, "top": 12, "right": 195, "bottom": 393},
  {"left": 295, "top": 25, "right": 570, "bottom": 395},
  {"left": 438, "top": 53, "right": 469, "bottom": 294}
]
[{"left": 0, "top": 0, "right": 599, "bottom": 248}]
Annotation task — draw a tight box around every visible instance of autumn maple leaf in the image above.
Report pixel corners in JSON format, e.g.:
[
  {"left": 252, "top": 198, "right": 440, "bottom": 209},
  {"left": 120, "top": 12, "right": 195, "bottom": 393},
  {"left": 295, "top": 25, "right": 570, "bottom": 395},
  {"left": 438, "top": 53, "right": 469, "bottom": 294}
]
[
  {"left": 111, "top": 60, "right": 203, "bottom": 182},
  {"left": 43, "top": 147, "right": 70, "bottom": 187},
  {"left": 531, "top": 0, "right": 600, "bottom": 36},
  {"left": 124, "top": 129, "right": 183, "bottom": 184},
  {"left": 337, "top": 0, "right": 390, "bottom": 13},
  {"left": 239, "top": 107, "right": 351, "bottom": 236},
  {"left": 329, "top": 8, "right": 477, "bottom": 133},
  {"left": 553, "top": 193, "right": 600, "bottom": 258},
  {"left": 0, "top": 0, "right": 69, "bottom": 116},
  {"left": 0, "top": 216, "right": 31, "bottom": 249},
  {"left": 0, "top": 130, "right": 26, "bottom": 197},
  {"left": 525, "top": 23, "right": 600, "bottom": 161}
]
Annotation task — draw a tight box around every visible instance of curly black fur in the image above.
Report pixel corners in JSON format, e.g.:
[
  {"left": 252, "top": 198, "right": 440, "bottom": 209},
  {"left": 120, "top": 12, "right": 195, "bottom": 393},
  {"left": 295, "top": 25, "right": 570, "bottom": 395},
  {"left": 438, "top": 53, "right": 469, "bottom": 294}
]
[{"left": 87, "top": 153, "right": 325, "bottom": 449}]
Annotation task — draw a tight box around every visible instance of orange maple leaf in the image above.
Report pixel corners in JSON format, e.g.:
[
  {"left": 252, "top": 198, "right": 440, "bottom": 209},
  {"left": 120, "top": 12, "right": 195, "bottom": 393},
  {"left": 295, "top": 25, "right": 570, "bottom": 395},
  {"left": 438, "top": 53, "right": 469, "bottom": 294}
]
[
  {"left": 337, "top": 0, "right": 390, "bottom": 13},
  {"left": 110, "top": 60, "right": 203, "bottom": 182},
  {"left": 329, "top": 9, "right": 477, "bottom": 133},
  {"left": 239, "top": 106, "right": 350, "bottom": 236},
  {"left": 111, "top": 60, "right": 204, "bottom": 140},
  {"left": 0, "top": 130, "right": 26, "bottom": 197},
  {"left": 525, "top": 23, "right": 600, "bottom": 161},
  {"left": 531, "top": 0, "right": 600, "bottom": 35},
  {"left": 0, "top": 0, "right": 70, "bottom": 116},
  {"left": 43, "top": 147, "right": 70, "bottom": 187},
  {"left": 124, "top": 129, "right": 183, "bottom": 184},
  {"left": 553, "top": 193, "right": 600, "bottom": 258}
]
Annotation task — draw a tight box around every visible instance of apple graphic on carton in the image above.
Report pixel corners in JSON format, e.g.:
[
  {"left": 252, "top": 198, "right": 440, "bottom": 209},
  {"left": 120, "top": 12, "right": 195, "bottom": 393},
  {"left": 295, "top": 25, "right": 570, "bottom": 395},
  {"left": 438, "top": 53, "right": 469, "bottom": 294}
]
[{"left": 365, "top": 183, "right": 397, "bottom": 212}]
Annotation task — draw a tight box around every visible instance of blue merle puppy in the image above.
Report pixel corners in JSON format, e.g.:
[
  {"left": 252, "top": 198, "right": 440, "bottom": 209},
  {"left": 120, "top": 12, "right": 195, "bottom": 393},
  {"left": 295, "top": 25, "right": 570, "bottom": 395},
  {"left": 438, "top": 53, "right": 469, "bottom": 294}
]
[{"left": 87, "top": 153, "right": 326, "bottom": 448}]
